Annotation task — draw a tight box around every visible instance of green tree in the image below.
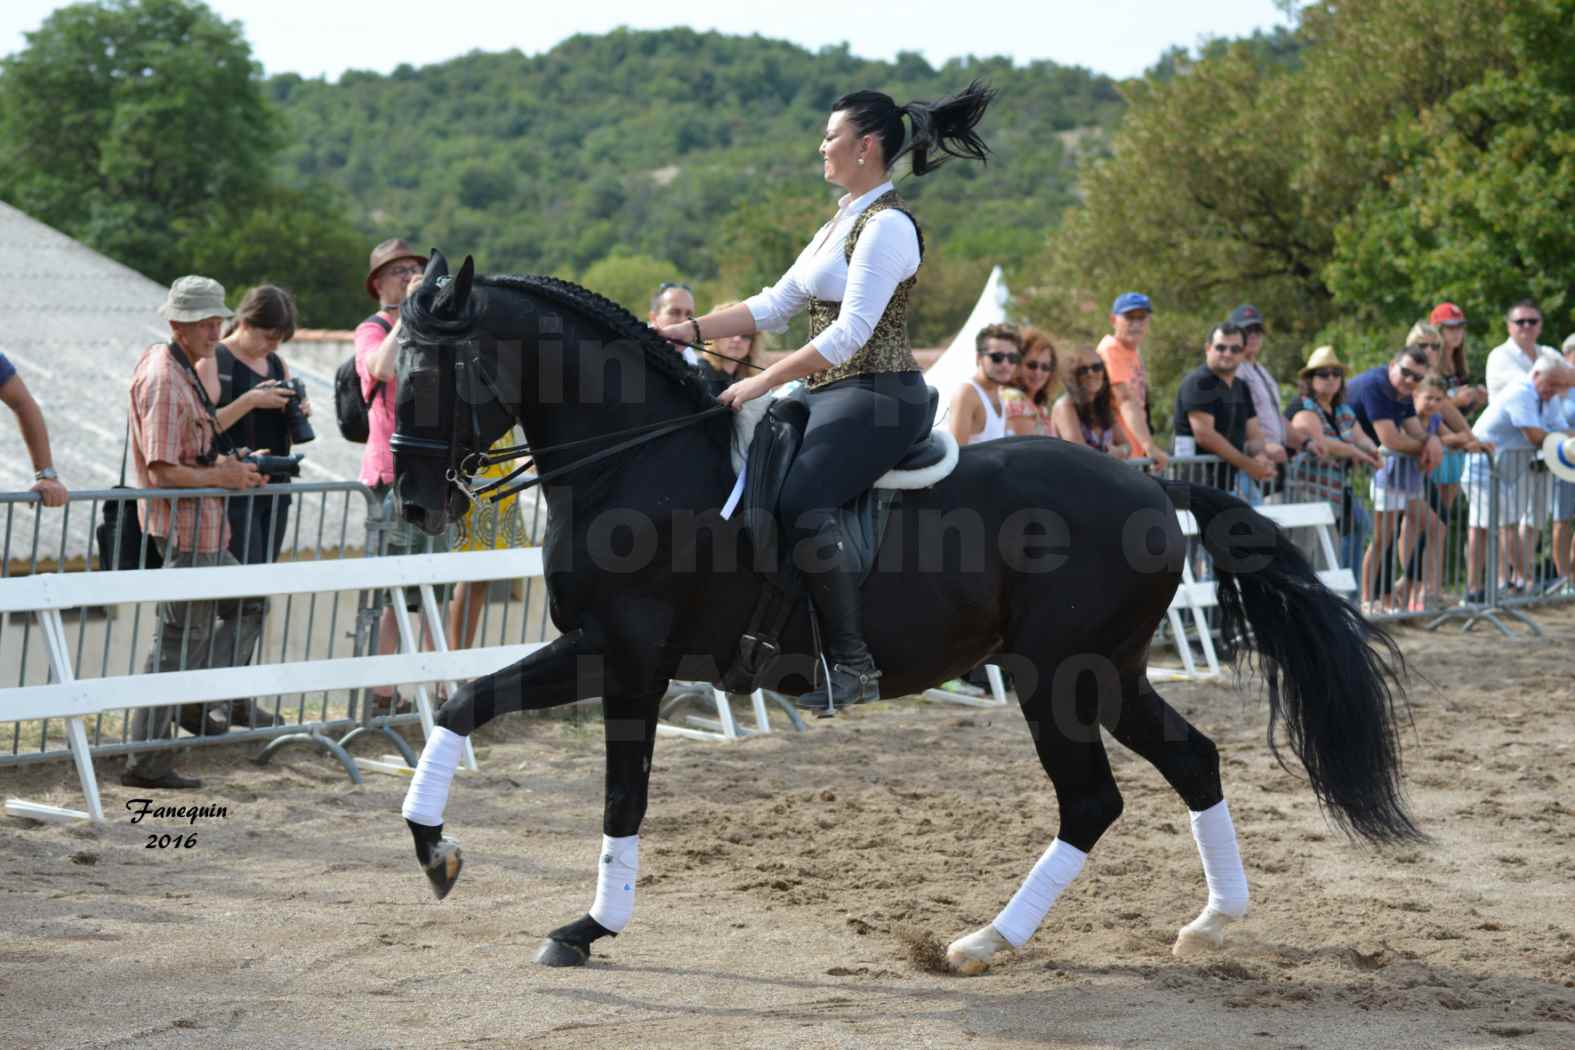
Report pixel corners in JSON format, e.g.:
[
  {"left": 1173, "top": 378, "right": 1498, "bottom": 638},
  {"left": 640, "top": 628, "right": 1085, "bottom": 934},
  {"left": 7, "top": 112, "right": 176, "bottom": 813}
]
[
  {"left": 0, "top": 0, "right": 277, "bottom": 279},
  {"left": 578, "top": 254, "right": 686, "bottom": 318}
]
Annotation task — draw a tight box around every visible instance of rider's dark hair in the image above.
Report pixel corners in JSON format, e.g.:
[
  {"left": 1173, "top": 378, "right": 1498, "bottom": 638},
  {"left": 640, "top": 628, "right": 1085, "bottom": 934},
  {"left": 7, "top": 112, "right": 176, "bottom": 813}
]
[{"left": 832, "top": 80, "right": 996, "bottom": 177}]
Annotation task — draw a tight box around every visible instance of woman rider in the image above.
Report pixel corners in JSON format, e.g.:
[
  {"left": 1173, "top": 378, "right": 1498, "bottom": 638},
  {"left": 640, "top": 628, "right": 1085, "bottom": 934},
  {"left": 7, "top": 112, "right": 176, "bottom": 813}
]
[{"left": 659, "top": 82, "right": 996, "bottom": 712}]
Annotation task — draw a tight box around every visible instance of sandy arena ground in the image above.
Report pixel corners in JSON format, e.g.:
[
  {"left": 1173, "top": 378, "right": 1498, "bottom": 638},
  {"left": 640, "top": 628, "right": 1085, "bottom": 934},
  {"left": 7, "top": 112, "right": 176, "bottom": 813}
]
[{"left": 4, "top": 606, "right": 1573, "bottom": 1049}]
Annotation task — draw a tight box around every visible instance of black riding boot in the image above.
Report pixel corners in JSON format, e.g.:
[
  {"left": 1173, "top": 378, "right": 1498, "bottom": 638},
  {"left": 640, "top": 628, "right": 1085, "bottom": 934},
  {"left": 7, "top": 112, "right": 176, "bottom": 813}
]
[{"left": 796, "top": 537, "right": 881, "bottom": 715}]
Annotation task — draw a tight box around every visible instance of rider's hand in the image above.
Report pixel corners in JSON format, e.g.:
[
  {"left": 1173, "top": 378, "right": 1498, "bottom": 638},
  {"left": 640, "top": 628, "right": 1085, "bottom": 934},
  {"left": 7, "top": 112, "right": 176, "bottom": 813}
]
[
  {"left": 718, "top": 375, "right": 772, "bottom": 412},
  {"left": 656, "top": 323, "right": 693, "bottom": 347}
]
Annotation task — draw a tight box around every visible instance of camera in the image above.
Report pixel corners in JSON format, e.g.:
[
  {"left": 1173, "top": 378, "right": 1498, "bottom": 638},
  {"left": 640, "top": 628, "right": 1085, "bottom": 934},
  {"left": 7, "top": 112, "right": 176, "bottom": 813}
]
[
  {"left": 282, "top": 377, "right": 315, "bottom": 445},
  {"left": 244, "top": 452, "right": 304, "bottom": 479}
]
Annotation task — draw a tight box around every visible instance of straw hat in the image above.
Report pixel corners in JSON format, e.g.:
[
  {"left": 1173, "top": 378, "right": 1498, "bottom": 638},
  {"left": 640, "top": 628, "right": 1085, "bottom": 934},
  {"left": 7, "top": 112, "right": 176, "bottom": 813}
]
[{"left": 1298, "top": 345, "right": 1346, "bottom": 379}]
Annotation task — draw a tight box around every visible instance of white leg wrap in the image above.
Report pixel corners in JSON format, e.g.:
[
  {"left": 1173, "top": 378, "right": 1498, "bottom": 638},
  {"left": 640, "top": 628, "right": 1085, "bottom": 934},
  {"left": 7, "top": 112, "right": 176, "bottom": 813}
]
[
  {"left": 400, "top": 726, "right": 466, "bottom": 827},
  {"left": 991, "top": 839, "right": 1088, "bottom": 948},
  {"left": 1190, "top": 800, "right": 1249, "bottom": 918},
  {"left": 588, "top": 834, "right": 639, "bottom": 934}
]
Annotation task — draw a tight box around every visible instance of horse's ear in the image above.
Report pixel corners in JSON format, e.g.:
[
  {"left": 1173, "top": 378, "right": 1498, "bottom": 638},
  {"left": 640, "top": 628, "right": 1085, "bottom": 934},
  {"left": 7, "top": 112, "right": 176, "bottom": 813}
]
[
  {"left": 451, "top": 255, "right": 475, "bottom": 311},
  {"left": 421, "top": 250, "right": 449, "bottom": 293}
]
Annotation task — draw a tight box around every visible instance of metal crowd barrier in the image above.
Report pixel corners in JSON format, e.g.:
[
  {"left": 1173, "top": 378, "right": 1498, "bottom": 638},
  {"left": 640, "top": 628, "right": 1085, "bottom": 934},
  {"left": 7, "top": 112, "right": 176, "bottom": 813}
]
[
  {"left": 1143, "top": 449, "right": 1572, "bottom": 637},
  {"left": 0, "top": 481, "right": 555, "bottom": 774}
]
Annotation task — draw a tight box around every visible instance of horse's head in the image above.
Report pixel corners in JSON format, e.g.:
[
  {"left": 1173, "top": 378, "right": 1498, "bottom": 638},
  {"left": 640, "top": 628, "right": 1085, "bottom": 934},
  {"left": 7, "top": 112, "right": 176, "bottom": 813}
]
[{"left": 389, "top": 250, "right": 510, "bottom": 536}]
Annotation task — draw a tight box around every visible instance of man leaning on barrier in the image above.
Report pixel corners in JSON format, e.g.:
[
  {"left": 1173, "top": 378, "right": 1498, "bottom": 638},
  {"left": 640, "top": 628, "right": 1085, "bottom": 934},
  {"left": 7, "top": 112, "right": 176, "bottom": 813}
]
[
  {"left": 0, "top": 350, "right": 68, "bottom": 506},
  {"left": 124, "top": 276, "right": 268, "bottom": 791}
]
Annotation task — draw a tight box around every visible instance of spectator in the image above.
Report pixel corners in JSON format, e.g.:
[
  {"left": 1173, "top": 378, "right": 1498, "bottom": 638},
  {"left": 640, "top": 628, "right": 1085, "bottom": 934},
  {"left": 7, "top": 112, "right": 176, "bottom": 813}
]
[
  {"left": 701, "top": 300, "right": 763, "bottom": 395},
  {"left": 358, "top": 238, "right": 445, "bottom": 716},
  {"left": 1172, "top": 322, "right": 1284, "bottom": 494},
  {"left": 0, "top": 352, "right": 67, "bottom": 507},
  {"left": 1002, "top": 326, "right": 1058, "bottom": 437},
  {"left": 448, "top": 429, "right": 530, "bottom": 657},
  {"left": 1463, "top": 359, "right": 1570, "bottom": 601},
  {"left": 1346, "top": 346, "right": 1443, "bottom": 612},
  {"left": 1405, "top": 320, "right": 1476, "bottom": 539},
  {"left": 1399, "top": 374, "right": 1480, "bottom": 611},
  {"left": 1231, "top": 304, "right": 1316, "bottom": 503},
  {"left": 1051, "top": 346, "right": 1133, "bottom": 458},
  {"left": 1552, "top": 335, "right": 1575, "bottom": 593},
  {"left": 1286, "top": 346, "right": 1382, "bottom": 572},
  {"left": 1485, "top": 299, "right": 1575, "bottom": 402},
  {"left": 194, "top": 284, "right": 305, "bottom": 728},
  {"left": 1098, "top": 292, "right": 1168, "bottom": 469},
  {"left": 1428, "top": 302, "right": 1488, "bottom": 416},
  {"left": 124, "top": 276, "right": 267, "bottom": 790},
  {"left": 947, "top": 322, "right": 1020, "bottom": 446}
]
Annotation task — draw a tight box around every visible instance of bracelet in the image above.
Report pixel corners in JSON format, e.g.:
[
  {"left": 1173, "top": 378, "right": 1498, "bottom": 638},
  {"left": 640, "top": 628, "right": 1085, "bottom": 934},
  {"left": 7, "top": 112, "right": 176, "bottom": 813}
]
[{"left": 689, "top": 318, "right": 703, "bottom": 344}]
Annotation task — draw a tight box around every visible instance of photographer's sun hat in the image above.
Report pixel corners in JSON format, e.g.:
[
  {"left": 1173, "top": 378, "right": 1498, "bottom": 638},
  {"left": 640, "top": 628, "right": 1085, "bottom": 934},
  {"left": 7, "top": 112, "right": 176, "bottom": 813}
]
[{"left": 157, "top": 276, "right": 233, "bottom": 322}]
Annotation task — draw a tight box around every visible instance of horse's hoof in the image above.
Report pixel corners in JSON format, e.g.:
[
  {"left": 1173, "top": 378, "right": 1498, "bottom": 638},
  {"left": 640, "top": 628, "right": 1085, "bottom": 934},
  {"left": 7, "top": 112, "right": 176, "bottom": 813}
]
[
  {"left": 534, "top": 938, "right": 590, "bottom": 967},
  {"left": 421, "top": 838, "right": 463, "bottom": 901},
  {"left": 1173, "top": 907, "right": 1241, "bottom": 957},
  {"left": 945, "top": 924, "right": 1011, "bottom": 975}
]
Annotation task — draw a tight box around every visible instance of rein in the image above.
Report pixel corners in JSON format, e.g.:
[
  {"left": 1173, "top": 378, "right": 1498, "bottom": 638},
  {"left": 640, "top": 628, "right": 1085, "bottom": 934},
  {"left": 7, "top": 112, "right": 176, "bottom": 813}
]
[{"left": 391, "top": 339, "right": 731, "bottom": 506}]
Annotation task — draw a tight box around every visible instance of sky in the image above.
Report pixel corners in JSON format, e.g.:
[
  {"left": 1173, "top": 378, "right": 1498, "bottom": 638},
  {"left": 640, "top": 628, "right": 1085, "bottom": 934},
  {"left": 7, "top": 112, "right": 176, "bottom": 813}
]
[{"left": 0, "top": 0, "right": 1291, "bottom": 81}]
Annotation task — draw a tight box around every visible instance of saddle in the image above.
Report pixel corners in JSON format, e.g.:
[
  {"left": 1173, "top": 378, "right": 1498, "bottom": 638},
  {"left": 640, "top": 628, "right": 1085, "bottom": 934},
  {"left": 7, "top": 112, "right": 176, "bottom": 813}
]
[{"left": 721, "top": 386, "right": 957, "bottom": 693}]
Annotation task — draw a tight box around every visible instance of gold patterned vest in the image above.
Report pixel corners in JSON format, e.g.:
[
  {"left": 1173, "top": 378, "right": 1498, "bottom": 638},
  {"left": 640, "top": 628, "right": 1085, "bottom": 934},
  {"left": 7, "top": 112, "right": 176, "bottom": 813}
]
[{"left": 806, "top": 191, "right": 925, "bottom": 389}]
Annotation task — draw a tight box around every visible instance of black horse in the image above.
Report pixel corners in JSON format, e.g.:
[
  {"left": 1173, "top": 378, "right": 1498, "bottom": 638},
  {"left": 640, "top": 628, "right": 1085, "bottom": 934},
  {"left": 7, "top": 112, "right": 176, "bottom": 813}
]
[{"left": 390, "top": 253, "right": 1416, "bottom": 971}]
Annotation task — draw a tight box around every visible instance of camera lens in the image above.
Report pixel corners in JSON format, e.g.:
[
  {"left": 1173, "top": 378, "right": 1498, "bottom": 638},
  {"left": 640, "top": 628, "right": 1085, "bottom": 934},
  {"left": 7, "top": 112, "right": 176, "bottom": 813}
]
[{"left": 285, "top": 378, "right": 315, "bottom": 445}]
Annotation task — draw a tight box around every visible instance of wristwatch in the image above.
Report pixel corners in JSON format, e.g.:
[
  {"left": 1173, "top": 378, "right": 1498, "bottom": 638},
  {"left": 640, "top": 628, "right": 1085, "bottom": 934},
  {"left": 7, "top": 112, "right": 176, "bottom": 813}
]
[{"left": 34, "top": 467, "right": 58, "bottom": 482}]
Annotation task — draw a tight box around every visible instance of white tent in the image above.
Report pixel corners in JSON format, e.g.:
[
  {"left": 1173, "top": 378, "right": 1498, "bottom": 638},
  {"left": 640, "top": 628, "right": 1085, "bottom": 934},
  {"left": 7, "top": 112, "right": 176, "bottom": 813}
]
[{"left": 924, "top": 265, "right": 1010, "bottom": 426}]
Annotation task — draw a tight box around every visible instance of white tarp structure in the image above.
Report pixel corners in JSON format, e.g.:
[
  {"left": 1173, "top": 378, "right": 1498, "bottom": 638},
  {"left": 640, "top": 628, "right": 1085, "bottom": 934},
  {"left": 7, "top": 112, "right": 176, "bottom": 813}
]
[{"left": 924, "top": 265, "right": 1010, "bottom": 427}]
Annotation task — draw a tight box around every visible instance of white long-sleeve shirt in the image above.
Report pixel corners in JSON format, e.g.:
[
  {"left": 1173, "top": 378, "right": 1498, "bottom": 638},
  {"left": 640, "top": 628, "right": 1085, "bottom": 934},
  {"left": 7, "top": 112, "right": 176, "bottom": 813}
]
[
  {"left": 1485, "top": 339, "right": 1562, "bottom": 402},
  {"left": 744, "top": 181, "right": 921, "bottom": 367}
]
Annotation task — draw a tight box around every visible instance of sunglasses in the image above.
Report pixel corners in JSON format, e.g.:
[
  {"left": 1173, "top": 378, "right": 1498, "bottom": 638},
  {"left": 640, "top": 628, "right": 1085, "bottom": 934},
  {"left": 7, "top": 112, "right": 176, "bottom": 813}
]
[
  {"left": 1397, "top": 366, "right": 1426, "bottom": 383},
  {"left": 1415, "top": 341, "right": 1441, "bottom": 351},
  {"left": 1073, "top": 362, "right": 1105, "bottom": 378},
  {"left": 1310, "top": 368, "right": 1343, "bottom": 380},
  {"left": 383, "top": 263, "right": 423, "bottom": 279},
  {"left": 1022, "top": 360, "right": 1055, "bottom": 373},
  {"left": 1512, "top": 317, "right": 1541, "bottom": 327},
  {"left": 984, "top": 351, "right": 1021, "bottom": 365},
  {"left": 1211, "top": 343, "right": 1245, "bottom": 354},
  {"left": 658, "top": 280, "right": 692, "bottom": 293}
]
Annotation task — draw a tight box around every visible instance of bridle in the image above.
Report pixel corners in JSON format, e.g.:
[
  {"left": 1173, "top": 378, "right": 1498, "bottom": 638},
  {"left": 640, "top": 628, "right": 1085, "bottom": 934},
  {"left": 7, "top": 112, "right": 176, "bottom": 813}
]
[{"left": 389, "top": 336, "right": 728, "bottom": 507}]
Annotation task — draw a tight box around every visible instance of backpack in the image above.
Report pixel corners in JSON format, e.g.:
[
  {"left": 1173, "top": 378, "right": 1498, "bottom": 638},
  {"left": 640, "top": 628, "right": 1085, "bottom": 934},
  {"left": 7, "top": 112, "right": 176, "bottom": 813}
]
[{"left": 334, "top": 314, "right": 390, "bottom": 443}]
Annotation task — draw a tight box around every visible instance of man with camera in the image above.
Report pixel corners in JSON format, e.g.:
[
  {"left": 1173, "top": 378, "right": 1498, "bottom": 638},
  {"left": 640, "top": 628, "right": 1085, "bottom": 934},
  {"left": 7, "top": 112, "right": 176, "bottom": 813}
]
[
  {"left": 196, "top": 284, "right": 311, "bottom": 729},
  {"left": 123, "top": 276, "right": 267, "bottom": 790}
]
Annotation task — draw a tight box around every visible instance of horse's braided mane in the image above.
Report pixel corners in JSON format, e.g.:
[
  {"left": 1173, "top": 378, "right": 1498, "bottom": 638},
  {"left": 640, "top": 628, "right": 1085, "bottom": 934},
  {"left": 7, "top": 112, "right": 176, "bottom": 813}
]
[{"left": 483, "top": 273, "right": 717, "bottom": 411}]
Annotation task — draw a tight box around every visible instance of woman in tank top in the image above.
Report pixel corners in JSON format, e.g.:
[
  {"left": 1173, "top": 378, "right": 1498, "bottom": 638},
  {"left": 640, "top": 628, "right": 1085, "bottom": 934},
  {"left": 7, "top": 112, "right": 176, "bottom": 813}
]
[{"left": 660, "top": 82, "right": 996, "bottom": 713}]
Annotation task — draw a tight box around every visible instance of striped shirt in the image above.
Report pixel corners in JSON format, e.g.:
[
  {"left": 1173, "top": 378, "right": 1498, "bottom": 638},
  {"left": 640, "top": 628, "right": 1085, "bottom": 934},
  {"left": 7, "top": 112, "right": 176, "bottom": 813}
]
[{"left": 130, "top": 343, "right": 230, "bottom": 554}]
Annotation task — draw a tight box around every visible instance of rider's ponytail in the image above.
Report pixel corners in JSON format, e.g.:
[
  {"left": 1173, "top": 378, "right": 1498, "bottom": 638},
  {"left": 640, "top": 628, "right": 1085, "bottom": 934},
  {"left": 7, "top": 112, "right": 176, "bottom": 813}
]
[{"left": 833, "top": 79, "right": 997, "bottom": 178}]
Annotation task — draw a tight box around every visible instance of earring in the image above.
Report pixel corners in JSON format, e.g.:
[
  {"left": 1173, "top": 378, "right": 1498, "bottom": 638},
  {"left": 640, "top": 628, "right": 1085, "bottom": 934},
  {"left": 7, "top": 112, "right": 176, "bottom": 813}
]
[{"left": 857, "top": 156, "right": 865, "bottom": 166}]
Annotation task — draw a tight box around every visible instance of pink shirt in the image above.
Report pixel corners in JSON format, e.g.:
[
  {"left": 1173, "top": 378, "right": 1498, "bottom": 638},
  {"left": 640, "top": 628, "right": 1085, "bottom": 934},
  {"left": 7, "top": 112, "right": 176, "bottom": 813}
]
[{"left": 356, "top": 310, "right": 399, "bottom": 488}]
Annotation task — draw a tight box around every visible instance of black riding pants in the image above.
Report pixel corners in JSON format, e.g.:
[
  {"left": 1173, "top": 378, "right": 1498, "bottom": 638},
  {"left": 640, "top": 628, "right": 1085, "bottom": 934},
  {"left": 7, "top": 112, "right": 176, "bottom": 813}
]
[{"left": 778, "top": 371, "right": 931, "bottom": 565}]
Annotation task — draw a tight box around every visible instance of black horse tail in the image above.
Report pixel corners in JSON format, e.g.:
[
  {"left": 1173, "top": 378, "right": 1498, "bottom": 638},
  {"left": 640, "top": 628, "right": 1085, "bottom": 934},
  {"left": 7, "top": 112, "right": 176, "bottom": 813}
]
[{"left": 1167, "top": 480, "right": 1421, "bottom": 844}]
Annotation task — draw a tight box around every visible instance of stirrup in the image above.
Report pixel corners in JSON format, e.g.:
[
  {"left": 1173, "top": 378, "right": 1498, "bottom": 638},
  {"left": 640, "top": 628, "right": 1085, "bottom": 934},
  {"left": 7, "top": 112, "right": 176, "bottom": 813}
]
[{"left": 795, "top": 659, "right": 881, "bottom": 715}]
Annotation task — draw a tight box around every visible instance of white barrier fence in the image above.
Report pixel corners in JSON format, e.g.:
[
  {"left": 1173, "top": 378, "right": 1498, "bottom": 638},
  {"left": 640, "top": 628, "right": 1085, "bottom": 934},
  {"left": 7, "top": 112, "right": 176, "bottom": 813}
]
[{"left": 2, "top": 500, "right": 1356, "bottom": 823}]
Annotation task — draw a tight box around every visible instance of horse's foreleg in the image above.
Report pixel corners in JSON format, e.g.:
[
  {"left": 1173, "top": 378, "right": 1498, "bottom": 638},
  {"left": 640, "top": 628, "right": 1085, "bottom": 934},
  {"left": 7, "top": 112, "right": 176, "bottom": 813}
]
[
  {"left": 401, "top": 630, "right": 604, "bottom": 899},
  {"left": 536, "top": 691, "right": 661, "bottom": 967},
  {"left": 947, "top": 671, "right": 1123, "bottom": 975},
  {"left": 1099, "top": 673, "right": 1248, "bottom": 956}
]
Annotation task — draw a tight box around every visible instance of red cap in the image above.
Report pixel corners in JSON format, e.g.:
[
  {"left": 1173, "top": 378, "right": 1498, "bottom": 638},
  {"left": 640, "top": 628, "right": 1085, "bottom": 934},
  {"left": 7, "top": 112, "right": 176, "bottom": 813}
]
[{"left": 1429, "top": 302, "right": 1466, "bottom": 326}]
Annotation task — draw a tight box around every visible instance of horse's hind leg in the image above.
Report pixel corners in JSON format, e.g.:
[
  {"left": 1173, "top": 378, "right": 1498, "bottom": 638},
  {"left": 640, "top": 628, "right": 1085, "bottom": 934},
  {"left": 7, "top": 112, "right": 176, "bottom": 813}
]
[
  {"left": 1100, "top": 669, "right": 1249, "bottom": 956},
  {"left": 402, "top": 629, "right": 603, "bottom": 900},
  {"left": 946, "top": 666, "right": 1125, "bottom": 975}
]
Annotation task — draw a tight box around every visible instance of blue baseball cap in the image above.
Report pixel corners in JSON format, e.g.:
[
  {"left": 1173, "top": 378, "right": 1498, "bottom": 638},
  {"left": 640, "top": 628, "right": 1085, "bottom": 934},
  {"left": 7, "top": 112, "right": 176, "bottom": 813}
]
[{"left": 1111, "top": 292, "right": 1152, "bottom": 316}]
